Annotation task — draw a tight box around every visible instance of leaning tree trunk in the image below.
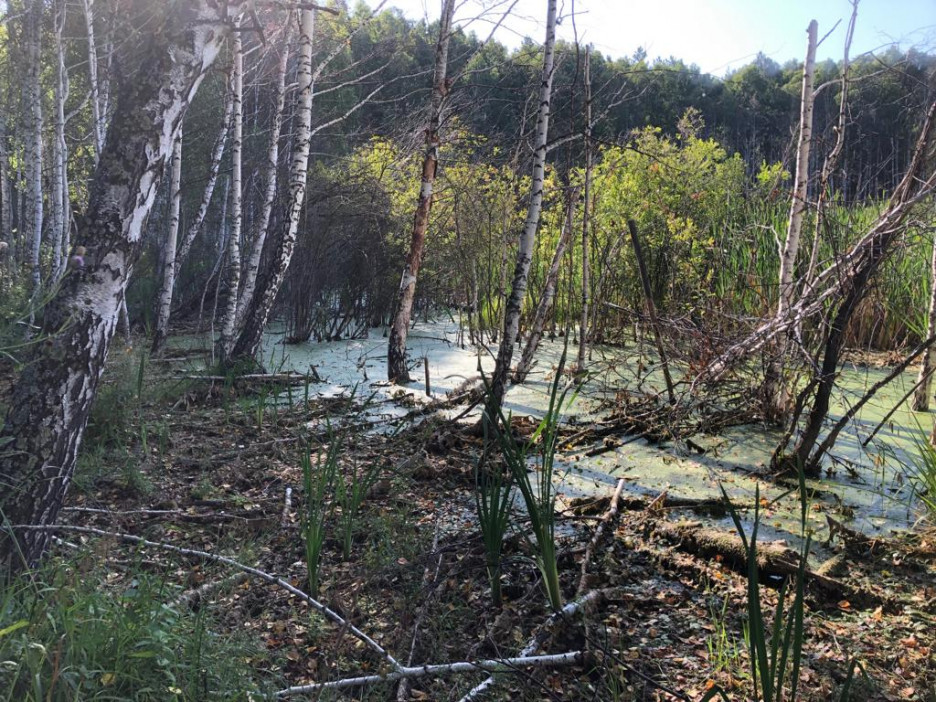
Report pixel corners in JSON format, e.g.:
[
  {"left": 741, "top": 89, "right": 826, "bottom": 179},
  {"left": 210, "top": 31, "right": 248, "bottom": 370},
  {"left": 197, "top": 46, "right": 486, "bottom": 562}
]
[
  {"left": 0, "top": 0, "right": 242, "bottom": 571},
  {"left": 218, "top": 21, "right": 244, "bottom": 361},
  {"left": 913, "top": 230, "right": 936, "bottom": 411},
  {"left": 387, "top": 0, "right": 457, "bottom": 383},
  {"left": 229, "top": 6, "right": 317, "bottom": 364},
  {"left": 513, "top": 186, "right": 576, "bottom": 384},
  {"left": 485, "top": 0, "right": 558, "bottom": 421},
  {"left": 235, "top": 31, "right": 292, "bottom": 328},
  {"left": 152, "top": 129, "right": 184, "bottom": 354}
]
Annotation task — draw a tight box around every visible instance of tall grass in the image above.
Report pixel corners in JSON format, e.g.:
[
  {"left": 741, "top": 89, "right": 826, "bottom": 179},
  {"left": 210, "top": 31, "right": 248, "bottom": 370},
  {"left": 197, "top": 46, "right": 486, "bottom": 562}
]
[
  {"left": 484, "top": 349, "right": 572, "bottom": 611},
  {"left": 0, "top": 557, "right": 273, "bottom": 700},
  {"left": 300, "top": 432, "right": 341, "bottom": 597}
]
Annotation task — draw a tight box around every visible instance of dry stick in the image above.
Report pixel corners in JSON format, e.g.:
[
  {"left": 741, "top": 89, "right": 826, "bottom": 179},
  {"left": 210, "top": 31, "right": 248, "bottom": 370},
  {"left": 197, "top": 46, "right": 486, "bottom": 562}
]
[
  {"left": 171, "top": 572, "right": 249, "bottom": 609},
  {"left": 627, "top": 220, "right": 675, "bottom": 404},
  {"left": 863, "top": 364, "right": 936, "bottom": 447},
  {"left": 280, "top": 487, "right": 292, "bottom": 527},
  {"left": 458, "top": 588, "right": 607, "bottom": 702},
  {"left": 576, "top": 478, "right": 625, "bottom": 597},
  {"left": 812, "top": 329, "right": 936, "bottom": 460},
  {"left": 7, "top": 524, "right": 401, "bottom": 672},
  {"left": 276, "top": 651, "right": 584, "bottom": 697}
]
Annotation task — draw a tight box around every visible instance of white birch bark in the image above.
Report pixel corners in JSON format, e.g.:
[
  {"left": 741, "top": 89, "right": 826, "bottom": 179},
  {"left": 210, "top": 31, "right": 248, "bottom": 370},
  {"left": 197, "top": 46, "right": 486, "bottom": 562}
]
[
  {"left": 174, "top": 66, "right": 234, "bottom": 267},
  {"left": 777, "top": 20, "right": 818, "bottom": 318},
  {"left": 218, "top": 20, "right": 244, "bottom": 360},
  {"left": 235, "top": 31, "right": 292, "bottom": 327},
  {"left": 576, "top": 46, "right": 592, "bottom": 372},
  {"left": 913, "top": 230, "right": 936, "bottom": 411},
  {"left": 81, "top": 0, "right": 106, "bottom": 162},
  {"left": 51, "top": 0, "right": 70, "bottom": 281},
  {"left": 0, "top": 117, "right": 12, "bottom": 253},
  {"left": 152, "top": 129, "right": 183, "bottom": 353},
  {"left": 229, "top": 6, "right": 317, "bottom": 362},
  {"left": 486, "top": 0, "right": 558, "bottom": 417},
  {"left": 0, "top": 0, "right": 245, "bottom": 570},
  {"left": 24, "top": 0, "right": 44, "bottom": 298}
]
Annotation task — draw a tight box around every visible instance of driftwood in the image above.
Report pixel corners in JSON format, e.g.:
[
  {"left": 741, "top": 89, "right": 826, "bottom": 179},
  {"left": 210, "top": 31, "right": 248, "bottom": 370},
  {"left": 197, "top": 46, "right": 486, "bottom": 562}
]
[
  {"left": 577, "top": 479, "right": 626, "bottom": 596},
  {"left": 652, "top": 520, "right": 880, "bottom": 607}
]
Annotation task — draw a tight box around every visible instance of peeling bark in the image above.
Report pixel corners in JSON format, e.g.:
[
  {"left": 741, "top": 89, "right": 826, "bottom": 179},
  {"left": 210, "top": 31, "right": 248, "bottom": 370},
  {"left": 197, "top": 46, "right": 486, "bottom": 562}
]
[
  {"left": 0, "top": 0, "right": 242, "bottom": 571},
  {"left": 152, "top": 128, "right": 184, "bottom": 354},
  {"left": 486, "top": 0, "right": 558, "bottom": 421},
  {"left": 387, "top": 0, "right": 456, "bottom": 383},
  {"left": 229, "top": 7, "right": 316, "bottom": 364}
]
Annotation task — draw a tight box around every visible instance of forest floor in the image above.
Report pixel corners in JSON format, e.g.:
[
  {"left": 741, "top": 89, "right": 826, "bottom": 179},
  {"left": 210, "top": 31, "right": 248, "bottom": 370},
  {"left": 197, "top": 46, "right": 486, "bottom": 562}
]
[{"left": 45, "top": 348, "right": 936, "bottom": 701}]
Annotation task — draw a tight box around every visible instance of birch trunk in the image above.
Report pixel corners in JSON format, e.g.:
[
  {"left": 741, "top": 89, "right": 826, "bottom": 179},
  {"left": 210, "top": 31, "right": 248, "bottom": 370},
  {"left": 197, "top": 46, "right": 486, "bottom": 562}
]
[
  {"left": 485, "top": 0, "right": 557, "bottom": 419},
  {"left": 81, "top": 0, "right": 106, "bottom": 161},
  {"left": 387, "top": 0, "right": 456, "bottom": 383},
  {"left": 235, "top": 33, "right": 291, "bottom": 327},
  {"left": 777, "top": 20, "right": 818, "bottom": 317},
  {"left": 229, "top": 7, "right": 317, "bottom": 364},
  {"left": 51, "top": 0, "right": 70, "bottom": 281},
  {"left": 152, "top": 129, "right": 183, "bottom": 353},
  {"left": 576, "top": 47, "right": 592, "bottom": 372},
  {"left": 218, "top": 21, "right": 244, "bottom": 361},
  {"left": 0, "top": 117, "right": 11, "bottom": 248},
  {"left": 913, "top": 231, "right": 936, "bottom": 411},
  {"left": 25, "top": 0, "right": 44, "bottom": 298},
  {"left": 513, "top": 187, "right": 575, "bottom": 383},
  {"left": 174, "top": 66, "right": 234, "bottom": 267},
  {"left": 0, "top": 0, "right": 241, "bottom": 571}
]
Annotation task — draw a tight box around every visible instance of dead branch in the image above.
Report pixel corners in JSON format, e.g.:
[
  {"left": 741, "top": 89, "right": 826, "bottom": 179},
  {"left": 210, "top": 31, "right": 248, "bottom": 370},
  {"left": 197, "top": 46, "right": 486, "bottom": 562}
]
[{"left": 576, "top": 479, "right": 625, "bottom": 596}]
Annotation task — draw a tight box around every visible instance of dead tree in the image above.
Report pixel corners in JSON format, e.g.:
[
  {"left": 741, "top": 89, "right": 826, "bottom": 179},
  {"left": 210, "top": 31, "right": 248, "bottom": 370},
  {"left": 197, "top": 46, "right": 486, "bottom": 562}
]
[{"left": 387, "top": 0, "right": 457, "bottom": 383}]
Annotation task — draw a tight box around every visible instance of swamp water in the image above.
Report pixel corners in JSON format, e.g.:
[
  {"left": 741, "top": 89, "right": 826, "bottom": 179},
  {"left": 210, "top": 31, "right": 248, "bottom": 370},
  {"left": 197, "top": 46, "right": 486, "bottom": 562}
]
[{"left": 216, "top": 321, "right": 929, "bottom": 550}]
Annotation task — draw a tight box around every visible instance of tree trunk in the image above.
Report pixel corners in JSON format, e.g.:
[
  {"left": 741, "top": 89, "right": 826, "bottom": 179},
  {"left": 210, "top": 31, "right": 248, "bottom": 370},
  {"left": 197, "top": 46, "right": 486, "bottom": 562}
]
[
  {"left": 0, "top": 117, "right": 11, "bottom": 250},
  {"left": 576, "top": 47, "right": 592, "bottom": 373},
  {"left": 173, "top": 66, "right": 234, "bottom": 268},
  {"left": 0, "top": 0, "right": 242, "bottom": 571},
  {"left": 913, "top": 231, "right": 936, "bottom": 411},
  {"left": 81, "top": 0, "right": 106, "bottom": 161},
  {"left": 485, "top": 0, "right": 558, "bottom": 421},
  {"left": 513, "top": 186, "right": 575, "bottom": 384},
  {"left": 152, "top": 129, "right": 184, "bottom": 354},
  {"left": 387, "top": 0, "right": 456, "bottom": 383},
  {"left": 777, "top": 20, "right": 817, "bottom": 315},
  {"left": 218, "top": 21, "right": 244, "bottom": 361},
  {"left": 24, "top": 0, "right": 44, "bottom": 300},
  {"left": 229, "top": 7, "right": 317, "bottom": 364},
  {"left": 50, "top": 0, "right": 70, "bottom": 281},
  {"left": 235, "top": 32, "right": 292, "bottom": 328}
]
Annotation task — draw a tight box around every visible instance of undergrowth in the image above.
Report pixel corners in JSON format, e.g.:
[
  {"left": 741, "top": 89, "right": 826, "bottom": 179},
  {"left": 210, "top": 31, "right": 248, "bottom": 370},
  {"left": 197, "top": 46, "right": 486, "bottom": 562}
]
[{"left": 0, "top": 555, "right": 279, "bottom": 700}]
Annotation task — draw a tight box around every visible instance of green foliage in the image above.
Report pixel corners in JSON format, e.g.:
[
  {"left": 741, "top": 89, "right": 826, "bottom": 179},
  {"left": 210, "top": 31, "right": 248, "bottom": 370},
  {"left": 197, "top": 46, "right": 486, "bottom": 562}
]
[
  {"left": 335, "top": 459, "right": 383, "bottom": 560},
  {"left": 0, "top": 558, "right": 274, "bottom": 700},
  {"left": 474, "top": 439, "right": 513, "bottom": 607},
  {"left": 300, "top": 432, "right": 341, "bottom": 597}
]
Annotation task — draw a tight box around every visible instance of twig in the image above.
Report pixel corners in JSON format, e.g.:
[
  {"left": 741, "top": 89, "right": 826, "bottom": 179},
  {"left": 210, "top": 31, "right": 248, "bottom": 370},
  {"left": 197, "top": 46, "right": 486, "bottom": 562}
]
[
  {"left": 458, "top": 589, "right": 610, "bottom": 702},
  {"left": 170, "top": 572, "right": 249, "bottom": 609},
  {"left": 576, "top": 479, "right": 625, "bottom": 597},
  {"left": 276, "top": 651, "right": 584, "bottom": 696},
  {"left": 7, "top": 524, "right": 401, "bottom": 672},
  {"left": 280, "top": 487, "right": 292, "bottom": 527}
]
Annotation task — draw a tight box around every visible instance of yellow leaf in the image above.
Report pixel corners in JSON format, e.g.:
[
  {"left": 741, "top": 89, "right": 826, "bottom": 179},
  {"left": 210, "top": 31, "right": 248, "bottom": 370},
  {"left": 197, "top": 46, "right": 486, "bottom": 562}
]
[{"left": 100, "top": 673, "right": 115, "bottom": 686}]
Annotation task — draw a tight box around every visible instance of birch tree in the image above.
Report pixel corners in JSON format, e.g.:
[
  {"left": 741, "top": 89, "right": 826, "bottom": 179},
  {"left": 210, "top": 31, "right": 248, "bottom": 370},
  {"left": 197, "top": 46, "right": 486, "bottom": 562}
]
[
  {"left": 218, "top": 20, "right": 244, "bottom": 361},
  {"left": 152, "top": 129, "right": 183, "bottom": 353},
  {"left": 81, "top": 0, "right": 106, "bottom": 161},
  {"left": 386, "top": 0, "right": 457, "bottom": 383},
  {"left": 513, "top": 186, "right": 576, "bottom": 383},
  {"left": 228, "top": 6, "right": 317, "bottom": 363},
  {"left": 235, "top": 29, "right": 292, "bottom": 328},
  {"left": 576, "top": 46, "right": 592, "bottom": 373},
  {"left": 913, "top": 230, "right": 936, "bottom": 411},
  {"left": 777, "top": 20, "right": 818, "bottom": 318},
  {"left": 0, "top": 0, "right": 246, "bottom": 571},
  {"left": 50, "top": 0, "right": 70, "bottom": 281},
  {"left": 24, "top": 0, "right": 44, "bottom": 298},
  {"left": 485, "top": 0, "right": 557, "bottom": 420}
]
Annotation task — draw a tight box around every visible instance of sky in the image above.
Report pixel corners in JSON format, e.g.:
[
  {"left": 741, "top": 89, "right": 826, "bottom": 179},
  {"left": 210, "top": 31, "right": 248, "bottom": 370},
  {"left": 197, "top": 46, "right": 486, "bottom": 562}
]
[{"left": 363, "top": 0, "right": 936, "bottom": 75}]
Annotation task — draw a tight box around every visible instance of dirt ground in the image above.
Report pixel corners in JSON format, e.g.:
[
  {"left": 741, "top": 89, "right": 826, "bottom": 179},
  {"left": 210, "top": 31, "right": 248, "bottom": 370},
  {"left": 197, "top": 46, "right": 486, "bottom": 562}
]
[{"left": 54, "top": 358, "right": 936, "bottom": 701}]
